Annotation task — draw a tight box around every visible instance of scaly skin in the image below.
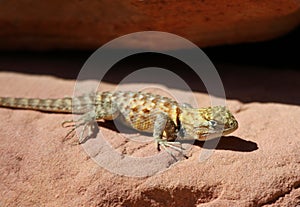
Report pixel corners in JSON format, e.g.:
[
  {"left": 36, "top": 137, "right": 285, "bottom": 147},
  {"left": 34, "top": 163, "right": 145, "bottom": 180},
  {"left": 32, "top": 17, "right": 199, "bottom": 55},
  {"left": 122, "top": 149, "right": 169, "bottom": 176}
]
[{"left": 0, "top": 91, "right": 238, "bottom": 147}]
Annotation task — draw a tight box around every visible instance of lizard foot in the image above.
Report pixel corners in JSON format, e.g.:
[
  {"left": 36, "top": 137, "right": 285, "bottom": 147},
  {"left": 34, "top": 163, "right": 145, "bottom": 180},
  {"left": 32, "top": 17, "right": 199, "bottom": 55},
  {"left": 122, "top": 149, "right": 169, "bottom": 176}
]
[
  {"left": 62, "top": 111, "right": 98, "bottom": 143},
  {"left": 155, "top": 137, "right": 184, "bottom": 155}
]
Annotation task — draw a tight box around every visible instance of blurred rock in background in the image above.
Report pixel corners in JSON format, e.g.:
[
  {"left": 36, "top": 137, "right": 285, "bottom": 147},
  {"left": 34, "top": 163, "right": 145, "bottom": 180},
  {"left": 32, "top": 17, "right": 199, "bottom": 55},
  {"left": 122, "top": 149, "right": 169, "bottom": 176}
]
[{"left": 0, "top": 0, "right": 299, "bottom": 50}]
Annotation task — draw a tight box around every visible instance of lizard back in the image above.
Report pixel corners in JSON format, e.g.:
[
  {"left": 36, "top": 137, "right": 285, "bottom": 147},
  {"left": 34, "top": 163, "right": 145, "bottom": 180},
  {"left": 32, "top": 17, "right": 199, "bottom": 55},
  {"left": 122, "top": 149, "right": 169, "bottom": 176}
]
[{"left": 108, "top": 91, "right": 181, "bottom": 133}]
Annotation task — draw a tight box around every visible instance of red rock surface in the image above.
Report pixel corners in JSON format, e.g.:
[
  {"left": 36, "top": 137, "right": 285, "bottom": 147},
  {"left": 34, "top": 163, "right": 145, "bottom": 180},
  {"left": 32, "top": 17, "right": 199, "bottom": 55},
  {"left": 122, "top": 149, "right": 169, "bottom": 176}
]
[
  {"left": 0, "top": 0, "right": 299, "bottom": 50},
  {"left": 0, "top": 71, "right": 299, "bottom": 206}
]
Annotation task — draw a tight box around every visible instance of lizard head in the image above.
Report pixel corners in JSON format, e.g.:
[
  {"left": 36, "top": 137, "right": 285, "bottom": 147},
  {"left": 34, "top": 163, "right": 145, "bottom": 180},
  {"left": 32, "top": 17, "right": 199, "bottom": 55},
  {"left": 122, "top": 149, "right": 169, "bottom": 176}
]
[{"left": 178, "top": 106, "right": 238, "bottom": 140}]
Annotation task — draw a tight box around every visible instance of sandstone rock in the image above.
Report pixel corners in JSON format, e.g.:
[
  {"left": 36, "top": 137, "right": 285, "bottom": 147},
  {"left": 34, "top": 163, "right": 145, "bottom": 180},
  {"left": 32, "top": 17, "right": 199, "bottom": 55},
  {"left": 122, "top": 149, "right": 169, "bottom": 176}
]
[
  {"left": 0, "top": 71, "right": 299, "bottom": 206},
  {"left": 0, "top": 0, "right": 299, "bottom": 50}
]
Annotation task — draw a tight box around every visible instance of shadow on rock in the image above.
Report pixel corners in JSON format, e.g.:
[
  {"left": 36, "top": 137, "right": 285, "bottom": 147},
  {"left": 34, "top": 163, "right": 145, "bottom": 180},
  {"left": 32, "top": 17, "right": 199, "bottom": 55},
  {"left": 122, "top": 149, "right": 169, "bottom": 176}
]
[{"left": 193, "top": 136, "right": 258, "bottom": 152}]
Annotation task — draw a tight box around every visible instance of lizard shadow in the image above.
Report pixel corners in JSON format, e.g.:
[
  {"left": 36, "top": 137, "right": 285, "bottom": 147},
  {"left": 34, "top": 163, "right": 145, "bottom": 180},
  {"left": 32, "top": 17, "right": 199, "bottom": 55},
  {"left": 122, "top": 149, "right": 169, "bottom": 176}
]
[
  {"left": 98, "top": 120, "right": 141, "bottom": 134},
  {"left": 190, "top": 136, "right": 258, "bottom": 152},
  {"left": 98, "top": 121, "right": 258, "bottom": 152}
]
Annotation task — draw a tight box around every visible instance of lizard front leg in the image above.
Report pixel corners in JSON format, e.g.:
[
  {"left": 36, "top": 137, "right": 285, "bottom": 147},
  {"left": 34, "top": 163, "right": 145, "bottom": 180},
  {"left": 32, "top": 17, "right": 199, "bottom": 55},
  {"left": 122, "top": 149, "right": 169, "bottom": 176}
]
[{"left": 153, "top": 113, "right": 182, "bottom": 152}]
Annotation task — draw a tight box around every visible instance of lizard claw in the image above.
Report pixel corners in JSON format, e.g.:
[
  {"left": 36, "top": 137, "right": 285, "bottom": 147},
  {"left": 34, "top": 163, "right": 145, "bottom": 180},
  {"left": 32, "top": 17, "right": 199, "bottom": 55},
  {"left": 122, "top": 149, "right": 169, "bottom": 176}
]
[
  {"left": 62, "top": 120, "right": 75, "bottom": 128},
  {"left": 61, "top": 120, "right": 77, "bottom": 142}
]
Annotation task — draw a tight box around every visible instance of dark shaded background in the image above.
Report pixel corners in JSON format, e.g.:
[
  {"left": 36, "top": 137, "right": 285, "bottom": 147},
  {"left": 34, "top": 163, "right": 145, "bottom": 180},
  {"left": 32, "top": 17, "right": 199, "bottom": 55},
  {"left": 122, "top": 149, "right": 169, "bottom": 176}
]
[{"left": 0, "top": 27, "right": 299, "bottom": 105}]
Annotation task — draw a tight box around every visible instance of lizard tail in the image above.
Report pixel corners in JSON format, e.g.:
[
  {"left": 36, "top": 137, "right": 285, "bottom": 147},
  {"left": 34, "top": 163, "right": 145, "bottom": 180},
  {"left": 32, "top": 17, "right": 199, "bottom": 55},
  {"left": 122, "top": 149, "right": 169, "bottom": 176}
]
[{"left": 0, "top": 97, "right": 73, "bottom": 113}]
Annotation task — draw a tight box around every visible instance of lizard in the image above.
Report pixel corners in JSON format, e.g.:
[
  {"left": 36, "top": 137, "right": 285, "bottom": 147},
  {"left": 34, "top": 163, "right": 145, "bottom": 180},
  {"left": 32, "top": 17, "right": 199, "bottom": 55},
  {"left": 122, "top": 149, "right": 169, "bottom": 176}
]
[{"left": 0, "top": 91, "right": 238, "bottom": 151}]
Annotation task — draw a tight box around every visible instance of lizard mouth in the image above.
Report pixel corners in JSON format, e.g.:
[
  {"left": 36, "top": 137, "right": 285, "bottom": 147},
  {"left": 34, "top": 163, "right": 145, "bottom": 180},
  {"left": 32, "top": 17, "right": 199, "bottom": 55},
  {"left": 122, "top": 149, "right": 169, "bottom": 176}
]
[
  {"left": 222, "top": 121, "right": 239, "bottom": 136},
  {"left": 197, "top": 121, "right": 238, "bottom": 141}
]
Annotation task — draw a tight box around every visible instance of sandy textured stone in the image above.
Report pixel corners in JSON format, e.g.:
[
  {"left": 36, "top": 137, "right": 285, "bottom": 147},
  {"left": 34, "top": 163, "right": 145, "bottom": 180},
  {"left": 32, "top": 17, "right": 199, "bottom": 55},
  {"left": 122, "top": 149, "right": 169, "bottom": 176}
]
[
  {"left": 0, "top": 0, "right": 300, "bottom": 50},
  {"left": 0, "top": 71, "right": 299, "bottom": 206}
]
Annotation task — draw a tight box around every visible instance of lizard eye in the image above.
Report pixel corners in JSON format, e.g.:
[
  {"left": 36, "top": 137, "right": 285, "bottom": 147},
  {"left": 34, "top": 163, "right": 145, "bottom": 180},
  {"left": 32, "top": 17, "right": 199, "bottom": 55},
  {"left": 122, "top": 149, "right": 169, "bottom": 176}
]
[{"left": 208, "top": 120, "right": 217, "bottom": 127}]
